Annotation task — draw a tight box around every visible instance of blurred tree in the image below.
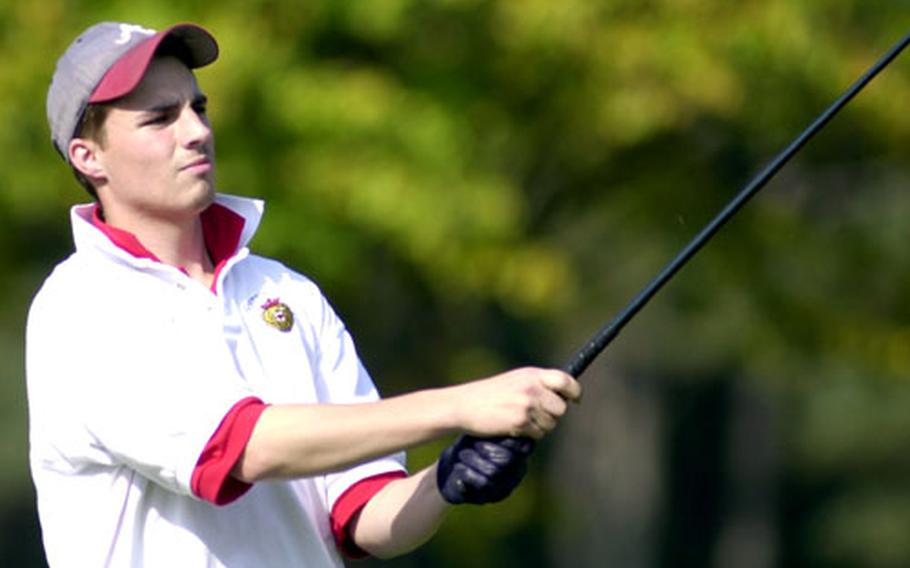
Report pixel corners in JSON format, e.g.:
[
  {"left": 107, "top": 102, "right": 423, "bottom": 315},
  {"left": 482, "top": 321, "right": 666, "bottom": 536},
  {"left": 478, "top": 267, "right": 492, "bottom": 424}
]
[{"left": 3, "top": 1, "right": 910, "bottom": 567}]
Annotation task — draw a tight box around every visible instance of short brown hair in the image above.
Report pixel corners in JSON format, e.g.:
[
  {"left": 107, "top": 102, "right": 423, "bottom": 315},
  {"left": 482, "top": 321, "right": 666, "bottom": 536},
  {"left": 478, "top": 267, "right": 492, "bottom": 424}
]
[{"left": 71, "top": 103, "right": 112, "bottom": 198}]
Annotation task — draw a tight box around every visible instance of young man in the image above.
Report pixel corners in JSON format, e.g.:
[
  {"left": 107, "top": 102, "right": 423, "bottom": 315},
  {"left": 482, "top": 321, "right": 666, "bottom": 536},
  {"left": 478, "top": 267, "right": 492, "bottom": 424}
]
[{"left": 27, "top": 22, "right": 581, "bottom": 567}]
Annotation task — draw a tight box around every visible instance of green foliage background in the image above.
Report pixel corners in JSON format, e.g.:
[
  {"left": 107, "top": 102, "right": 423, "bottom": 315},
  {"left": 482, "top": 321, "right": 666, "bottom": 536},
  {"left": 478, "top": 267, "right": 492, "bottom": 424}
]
[{"left": 3, "top": 1, "right": 910, "bottom": 566}]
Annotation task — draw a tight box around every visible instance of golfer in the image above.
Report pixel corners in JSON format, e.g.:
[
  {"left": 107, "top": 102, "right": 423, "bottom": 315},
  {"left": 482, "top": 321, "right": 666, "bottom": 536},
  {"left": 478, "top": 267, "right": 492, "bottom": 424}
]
[{"left": 26, "top": 21, "right": 581, "bottom": 567}]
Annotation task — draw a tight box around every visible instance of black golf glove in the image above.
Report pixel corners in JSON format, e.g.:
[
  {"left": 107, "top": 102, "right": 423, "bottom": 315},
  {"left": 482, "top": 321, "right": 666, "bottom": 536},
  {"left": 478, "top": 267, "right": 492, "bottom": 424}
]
[{"left": 436, "top": 435, "right": 535, "bottom": 505}]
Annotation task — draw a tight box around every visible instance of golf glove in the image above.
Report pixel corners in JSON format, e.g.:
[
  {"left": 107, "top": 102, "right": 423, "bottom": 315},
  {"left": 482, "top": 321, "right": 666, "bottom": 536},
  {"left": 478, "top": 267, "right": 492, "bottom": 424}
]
[{"left": 436, "top": 435, "right": 535, "bottom": 505}]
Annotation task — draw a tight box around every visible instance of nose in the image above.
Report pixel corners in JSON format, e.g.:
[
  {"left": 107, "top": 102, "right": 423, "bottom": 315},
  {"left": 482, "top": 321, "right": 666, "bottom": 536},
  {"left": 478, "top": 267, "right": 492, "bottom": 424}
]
[{"left": 178, "top": 105, "right": 212, "bottom": 149}]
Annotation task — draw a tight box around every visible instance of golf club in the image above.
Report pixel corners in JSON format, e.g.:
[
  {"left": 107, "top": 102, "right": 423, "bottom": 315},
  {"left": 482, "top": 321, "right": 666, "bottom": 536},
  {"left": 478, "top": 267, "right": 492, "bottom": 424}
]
[
  {"left": 444, "top": 30, "right": 910, "bottom": 505},
  {"left": 564, "top": 28, "right": 910, "bottom": 379}
]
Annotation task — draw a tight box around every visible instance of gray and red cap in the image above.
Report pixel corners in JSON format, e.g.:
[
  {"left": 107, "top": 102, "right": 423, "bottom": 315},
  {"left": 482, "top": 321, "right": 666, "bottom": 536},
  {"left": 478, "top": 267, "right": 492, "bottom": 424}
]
[{"left": 47, "top": 22, "right": 219, "bottom": 162}]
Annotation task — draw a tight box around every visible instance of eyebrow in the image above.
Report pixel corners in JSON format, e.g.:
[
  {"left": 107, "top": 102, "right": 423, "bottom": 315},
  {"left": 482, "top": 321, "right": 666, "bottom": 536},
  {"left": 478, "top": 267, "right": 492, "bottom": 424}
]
[{"left": 142, "top": 93, "right": 208, "bottom": 116}]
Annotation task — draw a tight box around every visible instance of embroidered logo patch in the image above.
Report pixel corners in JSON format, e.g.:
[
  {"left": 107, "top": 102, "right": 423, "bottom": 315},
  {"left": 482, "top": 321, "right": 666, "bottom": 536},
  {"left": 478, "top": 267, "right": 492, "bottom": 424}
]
[{"left": 261, "top": 298, "right": 294, "bottom": 332}]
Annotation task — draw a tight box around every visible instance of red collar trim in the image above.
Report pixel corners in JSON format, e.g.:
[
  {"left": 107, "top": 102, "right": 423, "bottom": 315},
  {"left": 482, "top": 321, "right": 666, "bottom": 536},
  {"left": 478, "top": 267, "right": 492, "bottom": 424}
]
[
  {"left": 201, "top": 203, "right": 246, "bottom": 273},
  {"left": 91, "top": 203, "right": 246, "bottom": 290},
  {"left": 91, "top": 205, "right": 161, "bottom": 262}
]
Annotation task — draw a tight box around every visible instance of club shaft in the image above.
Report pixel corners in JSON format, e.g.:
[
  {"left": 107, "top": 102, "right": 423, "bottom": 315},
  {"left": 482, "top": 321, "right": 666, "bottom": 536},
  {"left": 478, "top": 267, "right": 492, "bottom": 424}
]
[{"left": 564, "top": 29, "right": 910, "bottom": 379}]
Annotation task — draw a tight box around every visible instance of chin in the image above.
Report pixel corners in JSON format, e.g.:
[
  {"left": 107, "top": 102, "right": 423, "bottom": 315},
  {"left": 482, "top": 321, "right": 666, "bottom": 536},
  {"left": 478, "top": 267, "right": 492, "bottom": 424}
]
[{"left": 190, "top": 182, "right": 217, "bottom": 210}]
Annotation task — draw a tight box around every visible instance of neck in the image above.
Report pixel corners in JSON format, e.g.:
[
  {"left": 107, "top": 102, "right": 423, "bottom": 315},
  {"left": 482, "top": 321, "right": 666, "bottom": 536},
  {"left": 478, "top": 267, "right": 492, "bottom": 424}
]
[{"left": 100, "top": 204, "right": 215, "bottom": 288}]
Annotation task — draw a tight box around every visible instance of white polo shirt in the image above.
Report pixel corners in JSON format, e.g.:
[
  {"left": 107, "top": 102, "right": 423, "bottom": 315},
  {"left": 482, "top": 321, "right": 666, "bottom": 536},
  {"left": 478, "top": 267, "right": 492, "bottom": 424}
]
[{"left": 26, "top": 194, "right": 406, "bottom": 567}]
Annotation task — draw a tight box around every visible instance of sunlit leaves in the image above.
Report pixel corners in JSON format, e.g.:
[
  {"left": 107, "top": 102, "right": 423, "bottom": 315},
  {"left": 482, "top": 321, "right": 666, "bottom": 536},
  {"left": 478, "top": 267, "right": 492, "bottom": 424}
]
[{"left": 5, "top": 1, "right": 910, "bottom": 566}]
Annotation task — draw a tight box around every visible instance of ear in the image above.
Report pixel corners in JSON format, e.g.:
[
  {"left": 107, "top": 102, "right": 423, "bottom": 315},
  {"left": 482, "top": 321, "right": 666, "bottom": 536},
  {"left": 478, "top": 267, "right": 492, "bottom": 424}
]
[{"left": 68, "top": 138, "right": 107, "bottom": 182}]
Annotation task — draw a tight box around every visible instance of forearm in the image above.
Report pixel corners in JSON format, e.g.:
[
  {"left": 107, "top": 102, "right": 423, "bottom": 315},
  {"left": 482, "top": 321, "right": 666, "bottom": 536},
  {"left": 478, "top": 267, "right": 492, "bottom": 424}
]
[
  {"left": 233, "top": 389, "right": 459, "bottom": 481},
  {"left": 351, "top": 464, "right": 450, "bottom": 559},
  {"left": 232, "top": 366, "right": 581, "bottom": 482}
]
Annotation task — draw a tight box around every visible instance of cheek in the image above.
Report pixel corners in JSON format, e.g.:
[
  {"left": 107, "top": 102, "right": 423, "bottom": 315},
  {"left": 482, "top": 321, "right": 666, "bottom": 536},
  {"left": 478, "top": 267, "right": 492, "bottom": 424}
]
[{"left": 105, "top": 136, "right": 174, "bottom": 178}]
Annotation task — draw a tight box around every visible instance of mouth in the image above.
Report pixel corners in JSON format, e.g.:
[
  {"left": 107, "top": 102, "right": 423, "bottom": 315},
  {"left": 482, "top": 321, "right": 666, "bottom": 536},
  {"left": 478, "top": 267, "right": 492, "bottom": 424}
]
[{"left": 181, "top": 156, "right": 213, "bottom": 175}]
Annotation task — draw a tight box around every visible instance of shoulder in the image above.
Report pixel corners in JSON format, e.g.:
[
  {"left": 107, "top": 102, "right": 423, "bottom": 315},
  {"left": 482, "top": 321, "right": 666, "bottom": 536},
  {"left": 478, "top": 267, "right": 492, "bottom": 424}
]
[
  {"left": 234, "top": 254, "right": 327, "bottom": 302},
  {"left": 28, "top": 254, "right": 95, "bottom": 322},
  {"left": 27, "top": 249, "right": 158, "bottom": 342},
  {"left": 231, "top": 254, "right": 347, "bottom": 331}
]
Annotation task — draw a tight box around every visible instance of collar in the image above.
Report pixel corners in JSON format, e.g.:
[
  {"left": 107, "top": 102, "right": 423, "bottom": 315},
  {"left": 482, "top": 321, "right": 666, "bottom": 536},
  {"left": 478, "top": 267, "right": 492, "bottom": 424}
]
[{"left": 70, "top": 194, "right": 265, "bottom": 281}]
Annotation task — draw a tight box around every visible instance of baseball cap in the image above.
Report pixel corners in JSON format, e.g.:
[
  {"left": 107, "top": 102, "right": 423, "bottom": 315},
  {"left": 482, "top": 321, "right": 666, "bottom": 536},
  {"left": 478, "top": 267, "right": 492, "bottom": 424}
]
[{"left": 47, "top": 22, "right": 219, "bottom": 162}]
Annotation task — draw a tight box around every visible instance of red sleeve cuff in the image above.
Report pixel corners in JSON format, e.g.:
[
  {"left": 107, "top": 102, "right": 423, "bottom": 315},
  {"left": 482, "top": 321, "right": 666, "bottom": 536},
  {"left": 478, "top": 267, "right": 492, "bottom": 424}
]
[
  {"left": 330, "top": 471, "right": 408, "bottom": 559},
  {"left": 191, "top": 397, "right": 267, "bottom": 506}
]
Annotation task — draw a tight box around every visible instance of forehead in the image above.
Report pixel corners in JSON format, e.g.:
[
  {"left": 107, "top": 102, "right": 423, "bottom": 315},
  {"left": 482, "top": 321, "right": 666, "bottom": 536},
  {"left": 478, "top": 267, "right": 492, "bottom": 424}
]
[{"left": 113, "top": 56, "right": 202, "bottom": 111}]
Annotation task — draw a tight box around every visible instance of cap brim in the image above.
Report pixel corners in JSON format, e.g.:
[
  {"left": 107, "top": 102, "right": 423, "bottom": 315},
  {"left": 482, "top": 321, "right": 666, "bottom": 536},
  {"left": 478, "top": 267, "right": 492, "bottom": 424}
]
[{"left": 88, "top": 23, "right": 218, "bottom": 104}]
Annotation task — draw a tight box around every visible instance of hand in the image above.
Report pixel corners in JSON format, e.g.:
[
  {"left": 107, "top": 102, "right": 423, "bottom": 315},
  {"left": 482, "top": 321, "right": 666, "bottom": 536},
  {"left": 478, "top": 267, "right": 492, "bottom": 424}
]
[
  {"left": 436, "top": 435, "right": 536, "bottom": 505},
  {"left": 451, "top": 367, "right": 582, "bottom": 440}
]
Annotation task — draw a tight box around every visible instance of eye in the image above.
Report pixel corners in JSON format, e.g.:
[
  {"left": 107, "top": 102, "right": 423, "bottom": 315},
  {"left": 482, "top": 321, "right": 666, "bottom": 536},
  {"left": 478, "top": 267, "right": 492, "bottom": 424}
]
[
  {"left": 142, "top": 109, "right": 176, "bottom": 127},
  {"left": 143, "top": 114, "right": 168, "bottom": 126},
  {"left": 192, "top": 99, "right": 208, "bottom": 116}
]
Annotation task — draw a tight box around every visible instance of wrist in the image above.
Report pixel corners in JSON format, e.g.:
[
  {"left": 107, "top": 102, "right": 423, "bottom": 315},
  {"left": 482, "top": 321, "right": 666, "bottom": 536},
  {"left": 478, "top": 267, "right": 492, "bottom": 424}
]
[{"left": 426, "top": 384, "right": 469, "bottom": 434}]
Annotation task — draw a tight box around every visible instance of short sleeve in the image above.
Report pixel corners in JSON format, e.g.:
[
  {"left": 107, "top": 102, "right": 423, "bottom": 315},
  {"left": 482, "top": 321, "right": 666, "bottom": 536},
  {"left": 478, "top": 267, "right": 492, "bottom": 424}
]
[{"left": 26, "top": 273, "right": 259, "bottom": 497}]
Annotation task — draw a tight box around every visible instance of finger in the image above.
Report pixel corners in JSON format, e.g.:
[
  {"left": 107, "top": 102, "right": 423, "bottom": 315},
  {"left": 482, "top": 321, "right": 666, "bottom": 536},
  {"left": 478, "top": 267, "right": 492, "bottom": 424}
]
[
  {"left": 440, "top": 462, "right": 487, "bottom": 503},
  {"left": 523, "top": 420, "right": 547, "bottom": 440},
  {"left": 529, "top": 406, "right": 557, "bottom": 434},
  {"left": 496, "top": 436, "right": 536, "bottom": 456},
  {"left": 540, "top": 370, "right": 583, "bottom": 402},
  {"left": 474, "top": 440, "right": 516, "bottom": 467},
  {"left": 538, "top": 390, "right": 569, "bottom": 419},
  {"left": 458, "top": 448, "right": 500, "bottom": 477},
  {"left": 453, "top": 462, "right": 489, "bottom": 491}
]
